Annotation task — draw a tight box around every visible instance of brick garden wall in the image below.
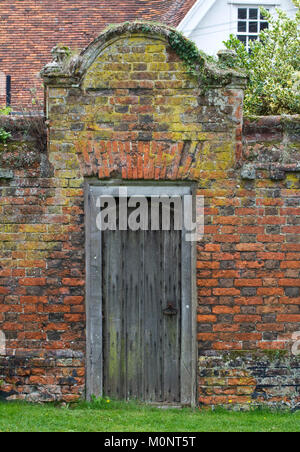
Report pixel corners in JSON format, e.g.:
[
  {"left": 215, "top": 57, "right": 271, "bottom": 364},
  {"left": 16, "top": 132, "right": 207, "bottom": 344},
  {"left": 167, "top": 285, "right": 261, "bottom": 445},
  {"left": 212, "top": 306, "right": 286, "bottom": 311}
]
[
  {"left": 0, "top": 24, "right": 299, "bottom": 407},
  {"left": 0, "top": 116, "right": 85, "bottom": 402},
  {"left": 198, "top": 115, "right": 300, "bottom": 408}
]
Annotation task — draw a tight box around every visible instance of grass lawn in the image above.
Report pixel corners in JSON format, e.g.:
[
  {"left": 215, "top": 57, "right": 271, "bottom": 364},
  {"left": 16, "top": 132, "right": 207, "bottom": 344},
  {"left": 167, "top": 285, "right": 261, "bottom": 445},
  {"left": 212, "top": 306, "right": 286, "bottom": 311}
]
[{"left": 0, "top": 399, "right": 299, "bottom": 432}]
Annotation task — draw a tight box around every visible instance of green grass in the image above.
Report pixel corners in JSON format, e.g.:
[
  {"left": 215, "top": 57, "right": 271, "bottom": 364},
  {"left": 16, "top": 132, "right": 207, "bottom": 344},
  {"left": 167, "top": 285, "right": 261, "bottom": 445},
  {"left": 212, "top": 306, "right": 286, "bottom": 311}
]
[{"left": 0, "top": 399, "right": 299, "bottom": 432}]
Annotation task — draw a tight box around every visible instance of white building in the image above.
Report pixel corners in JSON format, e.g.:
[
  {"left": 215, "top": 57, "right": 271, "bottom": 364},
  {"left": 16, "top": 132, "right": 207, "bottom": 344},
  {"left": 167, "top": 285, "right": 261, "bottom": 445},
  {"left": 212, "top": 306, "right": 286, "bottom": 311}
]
[{"left": 178, "top": 0, "right": 297, "bottom": 55}]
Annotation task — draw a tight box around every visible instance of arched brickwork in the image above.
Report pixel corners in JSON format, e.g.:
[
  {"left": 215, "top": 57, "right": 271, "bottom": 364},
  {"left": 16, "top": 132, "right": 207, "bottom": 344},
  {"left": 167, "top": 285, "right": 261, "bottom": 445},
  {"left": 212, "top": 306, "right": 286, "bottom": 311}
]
[{"left": 42, "top": 23, "right": 246, "bottom": 184}]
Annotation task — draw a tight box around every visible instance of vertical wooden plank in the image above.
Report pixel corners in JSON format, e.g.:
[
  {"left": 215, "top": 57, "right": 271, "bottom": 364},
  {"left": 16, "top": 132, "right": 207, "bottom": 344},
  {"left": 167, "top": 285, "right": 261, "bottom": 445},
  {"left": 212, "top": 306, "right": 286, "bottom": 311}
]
[
  {"left": 103, "top": 203, "right": 145, "bottom": 401},
  {"left": 144, "top": 225, "right": 164, "bottom": 402},
  {"left": 162, "top": 206, "right": 181, "bottom": 403},
  {"left": 181, "top": 193, "right": 196, "bottom": 406},
  {"left": 102, "top": 227, "right": 124, "bottom": 399},
  {"left": 123, "top": 223, "right": 144, "bottom": 400},
  {"left": 85, "top": 186, "right": 103, "bottom": 400}
]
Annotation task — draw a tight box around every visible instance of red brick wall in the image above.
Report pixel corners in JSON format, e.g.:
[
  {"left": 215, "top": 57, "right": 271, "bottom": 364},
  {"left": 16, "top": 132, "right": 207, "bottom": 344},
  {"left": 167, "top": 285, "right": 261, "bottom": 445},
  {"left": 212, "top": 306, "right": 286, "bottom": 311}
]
[
  {"left": 197, "top": 183, "right": 300, "bottom": 353},
  {"left": 197, "top": 116, "right": 300, "bottom": 407},
  {"left": 0, "top": 134, "right": 86, "bottom": 402}
]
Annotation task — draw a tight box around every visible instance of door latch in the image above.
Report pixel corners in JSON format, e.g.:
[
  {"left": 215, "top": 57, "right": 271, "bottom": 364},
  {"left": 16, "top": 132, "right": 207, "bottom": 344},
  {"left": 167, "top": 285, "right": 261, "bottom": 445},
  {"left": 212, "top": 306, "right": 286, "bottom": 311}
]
[{"left": 163, "top": 303, "right": 178, "bottom": 316}]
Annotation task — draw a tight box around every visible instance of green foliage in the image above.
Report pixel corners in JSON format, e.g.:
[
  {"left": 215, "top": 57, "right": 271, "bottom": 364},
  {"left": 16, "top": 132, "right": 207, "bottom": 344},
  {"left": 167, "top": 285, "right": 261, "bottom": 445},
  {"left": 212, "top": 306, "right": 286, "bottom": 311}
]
[
  {"left": 88, "top": 395, "right": 113, "bottom": 409},
  {"left": 0, "top": 107, "right": 11, "bottom": 116},
  {"left": 168, "top": 31, "right": 222, "bottom": 90},
  {"left": 0, "top": 107, "right": 12, "bottom": 143},
  {"left": 168, "top": 31, "right": 233, "bottom": 91},
  {"left": 0, "top": 129, "right": 11, "bottom": 143},
  {"left": 224, "top": 0, "right": 300, "bottom": 115},
  {"left": 168, "top": 31, "right": 204, "bottom": 75}
]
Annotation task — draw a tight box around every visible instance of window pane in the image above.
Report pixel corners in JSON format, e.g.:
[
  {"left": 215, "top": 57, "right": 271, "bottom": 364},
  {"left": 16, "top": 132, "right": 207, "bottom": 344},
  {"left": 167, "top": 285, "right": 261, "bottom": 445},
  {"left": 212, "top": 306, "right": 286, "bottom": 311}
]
[
  {"left": 238, "top": 8, "right": 247, "bottom": 20},
  {"left": 237, "top": 35, "right": 247, "bottom": 44},
  {"left": 249, "top": 35, "right": 258, "bottom": 42},
  {"left": 249, "top": 21, "right": 258, "bottom": 33},
  {"left": 249, "top": 8, "right": 258, "bottom": 20},
  {"left": 238, "top": 21, "right": 247, "bottom": 32},
  {"left": 260, "top": 22, "right": 269, "bottom": 31}
]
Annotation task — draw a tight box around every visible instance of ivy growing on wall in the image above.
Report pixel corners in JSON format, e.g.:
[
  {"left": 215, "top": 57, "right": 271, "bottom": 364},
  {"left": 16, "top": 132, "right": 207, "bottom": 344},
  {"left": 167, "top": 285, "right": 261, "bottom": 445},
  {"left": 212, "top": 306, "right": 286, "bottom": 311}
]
[{"left": 168, "top": 31, "right": 204, "bottom": 76}]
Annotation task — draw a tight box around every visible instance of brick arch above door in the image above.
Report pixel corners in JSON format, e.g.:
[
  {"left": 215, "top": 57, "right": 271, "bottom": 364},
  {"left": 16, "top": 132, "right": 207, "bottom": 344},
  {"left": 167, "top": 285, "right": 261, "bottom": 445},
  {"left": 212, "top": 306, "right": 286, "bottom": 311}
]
[{"left": 41, "top": 21, "right": 246, "bottom": 184}]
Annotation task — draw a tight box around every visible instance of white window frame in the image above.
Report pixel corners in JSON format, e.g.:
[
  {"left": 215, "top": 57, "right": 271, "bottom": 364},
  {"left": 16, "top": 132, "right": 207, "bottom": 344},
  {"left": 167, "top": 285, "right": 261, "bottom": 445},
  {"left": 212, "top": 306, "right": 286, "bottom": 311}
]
[{"left": 229, "top": 3, "right": 277, "bottom": 51}]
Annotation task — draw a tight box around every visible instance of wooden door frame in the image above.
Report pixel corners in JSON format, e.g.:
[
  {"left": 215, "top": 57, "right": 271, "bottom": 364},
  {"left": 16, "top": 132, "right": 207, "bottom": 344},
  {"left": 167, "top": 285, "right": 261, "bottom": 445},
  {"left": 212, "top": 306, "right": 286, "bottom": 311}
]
[{"left": 85, "top": 179, "right": 197, "bottom": 406}]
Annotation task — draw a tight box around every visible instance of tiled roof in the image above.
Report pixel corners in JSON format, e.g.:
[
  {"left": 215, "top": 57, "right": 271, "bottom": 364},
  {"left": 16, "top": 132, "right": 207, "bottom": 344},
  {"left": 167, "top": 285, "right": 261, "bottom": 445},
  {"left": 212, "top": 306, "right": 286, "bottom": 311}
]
[
  {"left": 161, "top": 0, "right": 198, "bottom": 26},
  {"left": 0, "top": 0, "right": 198, "bottom": 107}
]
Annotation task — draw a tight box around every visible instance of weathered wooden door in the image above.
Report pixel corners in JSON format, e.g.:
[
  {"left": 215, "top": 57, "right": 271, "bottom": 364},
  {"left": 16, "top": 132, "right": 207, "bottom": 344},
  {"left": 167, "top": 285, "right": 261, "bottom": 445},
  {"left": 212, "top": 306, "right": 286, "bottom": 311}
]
[
  {"left": 102, "top": 205, "right": 181, "bottom": 403},
  {"left": 86, "top": 184, "right": 196, "bottom": 405}
]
